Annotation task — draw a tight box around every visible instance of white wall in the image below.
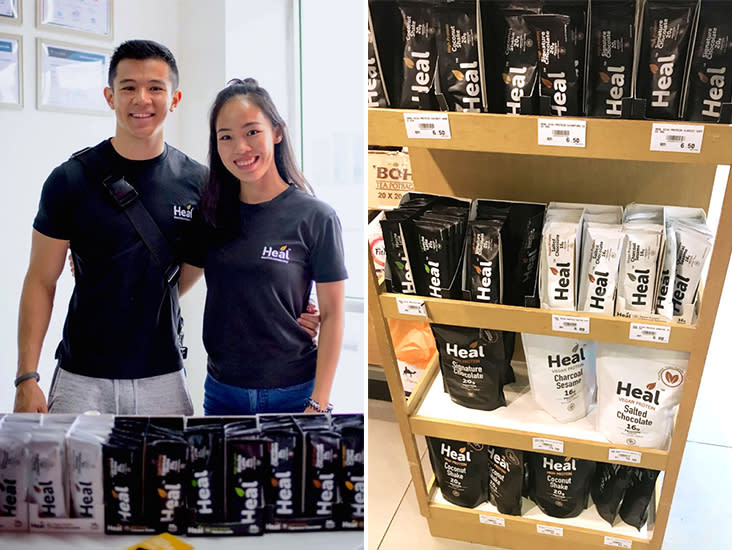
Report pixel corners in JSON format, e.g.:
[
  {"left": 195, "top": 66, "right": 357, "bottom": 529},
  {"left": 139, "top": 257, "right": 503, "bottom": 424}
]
[{"left": 0, "top": 0, "right": 365, "bottom": 415}]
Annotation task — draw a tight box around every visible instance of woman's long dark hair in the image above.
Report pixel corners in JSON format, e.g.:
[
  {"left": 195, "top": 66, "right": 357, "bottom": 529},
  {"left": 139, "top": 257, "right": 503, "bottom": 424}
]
[{"left": 201, "top": 78, "right": 313, "bottom": 230}]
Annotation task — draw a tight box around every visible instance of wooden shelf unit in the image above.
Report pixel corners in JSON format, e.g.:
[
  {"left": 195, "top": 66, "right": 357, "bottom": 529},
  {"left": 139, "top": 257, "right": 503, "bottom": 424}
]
[{"left": 368, "top": 108, "right": 732, "bottom": 550}]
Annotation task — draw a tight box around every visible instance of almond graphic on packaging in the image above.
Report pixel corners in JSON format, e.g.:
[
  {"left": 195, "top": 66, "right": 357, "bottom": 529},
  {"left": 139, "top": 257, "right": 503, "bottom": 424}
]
[
  {"left": 404, "top": 57, "right": 415, "bottom": 69},
  {"left": 589, "top": 273, "right": 596, "bottom": 283},
  {"left": 469, "top": 341, "right": 478, "bottom": 349},
  {"left": 550, "top": 267, "right": 559, "bottom": 275},
  {"left": 345, "top": 481, "right": 355, "bottom": 490},
  {"left": 157, "top": 488, "right": 167, "bottom": 498},
  {"left": 313, "top": 480, "right": 322, "bottom": 489},
  {"left": 650, "top": 63, "right": 659, "bottom": 74},
  {"left": 111, "top": 490, "right": 118, "bottom": 498},
  {"left": 572, "top": 344, "right": 579, "bottom": 353},
  {"left": 647, "top": 382, "right": 656, "bottom": 390},
  {"left": 627, "top": 273, "right": 637, "bottom": 282},
  {"left": 541, "top": 77, "right": 553, "bottom": 89},
  {"left": 452, "top": 70, "right": 465, "bottom": 81},
  {"left": 280, "top": 245, "right": 287, "bottom": 251},
  {"left": 33, "top": 485, "right": 41, "bottom": 493},
  {"left": 459, "top": 447, "right": 466, "bottom": 453},
  {"left": 600, "top": 72, "right": 611, "bottom": 83},
  {"left": 271, "top": 478, "right": 279, "bottom": 487},
  {"left": 665, "top": 371, "right": 680, "bottom": 384},
  {"left": 502, "top": 73, "right": 511, "bottom": 84},
  {"left": 698, "top": 71, "right": 709, "bottom": 83},
  {"left": 474, "top": 265, "right": 482, "bottom": 275}
]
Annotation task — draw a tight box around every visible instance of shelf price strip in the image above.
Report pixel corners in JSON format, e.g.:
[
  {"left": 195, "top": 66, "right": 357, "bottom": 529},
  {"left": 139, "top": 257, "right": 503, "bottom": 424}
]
[
  {"left": 396, "top": 297, "right": 427, "bottom": 317},
  {"left": 552, "top": 314, "right": 590, "bottom": 334},
  {"left": 537, "top": 119, "right": 586, "bottom": 148},
  {"left": 537, "top": 524, "right": 563, "bottom": 536},
  {"left": 629, "top": 323, "right": 670, "bottom": 344},
  {"left": 608, "top": 448, "right": 642, "bottom": 465},
  {"left": 403, "top": 112, "right": 452, "bottom": 140},
  {"left": 479, "top": 514, "right": 505, "bottom": 527},
  {"left": 649, "top": 123, "right": 704, "bottom": 153},
  {"left": 532, "top": 437, "right": 564, "bottom": 453},
  {"left": 604, "top": 535, "right": 633, "bottom": 548}
]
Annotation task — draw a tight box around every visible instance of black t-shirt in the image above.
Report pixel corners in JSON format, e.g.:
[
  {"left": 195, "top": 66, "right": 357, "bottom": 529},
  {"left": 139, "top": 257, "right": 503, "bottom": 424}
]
[
  {"left": 194, "top": 185, "right": 348, "bottom": 389},
  {"left": 33, "top": 139, "right": 206, "bottom": 379}
]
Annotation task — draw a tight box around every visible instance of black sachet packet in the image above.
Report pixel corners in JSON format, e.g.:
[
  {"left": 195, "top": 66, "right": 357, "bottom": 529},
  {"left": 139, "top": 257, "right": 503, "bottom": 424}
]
[
  {"left": 103, "top": 441, "right": 144, "bottom": 527},
  {"left": 637, "top": 0, "right": 697, "bottom": 119},
  {"left": 369, "top": 5, "right": 391, "bottom": 108},
  {"left": 586, "top": 0, "right": 636, "bottom": 118},
  {"left": 487, "top": 446, "right": 524, "bottom": 515},
  {"left": 332, "top": 415, "right": 365, "bottom": 521},
  {"left": 226, "top": 436, "right": 267, "bottom": 533},
  {"left": 145, "top": 438, "right": 188, "bottom": 532},
  {"left": 261, "top": 420, "right": 301, "bottom": 518},
  {"left": 397, "top": 0, "right": 438, "bottom": 109},
  {"left": 591, "top": 461, "right": 634, "bottom": 525},
  {"left": 619, "top": 468, "right": 660, "bottom": 530},
  {"left": 185, "top": 426, "right": 225, "bottom": 523}
]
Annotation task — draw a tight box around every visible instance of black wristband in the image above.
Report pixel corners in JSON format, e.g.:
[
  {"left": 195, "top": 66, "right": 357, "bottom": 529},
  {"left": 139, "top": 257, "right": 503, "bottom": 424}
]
[{"left": 14, "top": 372, "right": 40, "bottom": 387}]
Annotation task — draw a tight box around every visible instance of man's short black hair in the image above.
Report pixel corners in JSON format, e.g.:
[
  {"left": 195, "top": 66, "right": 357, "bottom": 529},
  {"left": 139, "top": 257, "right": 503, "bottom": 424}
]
[{"left": 108, "top": 39, "right": 179, "bottom": 90}]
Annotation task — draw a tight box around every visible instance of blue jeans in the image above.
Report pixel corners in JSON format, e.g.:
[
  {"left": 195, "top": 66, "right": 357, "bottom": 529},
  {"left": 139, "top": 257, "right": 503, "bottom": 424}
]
[{"left": 203, "top": 373, "right": 314, "bottom": 415}]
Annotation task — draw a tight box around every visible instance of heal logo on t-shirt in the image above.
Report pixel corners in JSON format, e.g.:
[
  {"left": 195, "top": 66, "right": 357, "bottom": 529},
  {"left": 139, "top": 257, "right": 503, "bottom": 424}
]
[
  {"left": 261, "top": 245, "right": 291, "bottom": 264},
  {"left": 173, "top": 204, "right": 193, "bottom": 221}
]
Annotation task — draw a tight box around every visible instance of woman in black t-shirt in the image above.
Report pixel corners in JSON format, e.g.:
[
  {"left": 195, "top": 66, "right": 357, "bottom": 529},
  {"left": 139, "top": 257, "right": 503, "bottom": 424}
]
[{"left": 188, "top": 78, "right": 347, "bottom": 415}]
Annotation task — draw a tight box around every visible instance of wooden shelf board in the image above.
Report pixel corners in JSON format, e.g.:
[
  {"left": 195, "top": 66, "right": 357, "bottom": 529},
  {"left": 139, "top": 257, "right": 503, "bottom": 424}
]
[
  {"left": 427, "top": 490, "right": 652, "bottom": 550},
  {"left": 410, "top": 367, "right": 669, "bottom": 470},
  {"left": 380, "top": 293, "right": 696, "bottom": 351},
  {"left": 369, "top": 108, "right": 732, "bottom": 165}
]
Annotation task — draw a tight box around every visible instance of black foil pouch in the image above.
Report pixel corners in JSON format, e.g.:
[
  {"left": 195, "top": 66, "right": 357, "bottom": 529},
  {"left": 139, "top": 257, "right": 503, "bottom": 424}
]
[
  {"left": 591, "top": 462, "right": 634, "bottom": 525},
  {"left": 685, "top": 1, "right": 732, "bottom": 122},
  {"left": 185, "top": 427, "right": 225, "bottom": 523},
  {"left": 587, "top": 0, "right": 636, "bottom": 117},
  {"left": 432, "top": 324, "right": 507, "bottom": 410},
  {"left": 487, "top": 446, "right": 524, "bottom": 515},
  {"left": 103, "top": 441, "right": 144, "bottom": 527},
  {"left": 619, "top": 468, "right": 660, "bottom": 530},
  {"left": 145, "top": 439, "right": 188, "bottom": 532},
  {"left": 333, "top": 416, "right": 365, "bottom": 521},
  {"left": 303, "top": 431, "right": 341, "bottom": 518},
  {"left": 369, "top": 6, "right": 391, "bottom": 108},
  {"left": 427, "top": 437, "right": 489, "bottom": 508},
  {"left": 526, "top": 14, "right": 580, "bottom": 115},
  {"left": 544, "top": 0, "right": 588, "bottom": 114},
  {"left": 528, "top": 453, "right": 596, "bottom": 518},
  {"left": 381, "top": 209, "right": 422, "bottom": 294},
  {"left": 467, "top": 219, "right": 504, "bottom": 303},
  {"left": 637, "top": 0, "right": 697, "bottom": 119},
  {"left": 398, "top": 0, "right": 438, "bottom": 109},
  {"left": 226, "top": 438, "right": 267, "bottom": 533},
  {"left": 436, "top": 0, "right": 483, "bottom": 112},
  {"left": 261, "top": 427, "right": 300, "bottom": 518},
  {"left": 501, "top": 9, "right": 541, "bottom": 114}
]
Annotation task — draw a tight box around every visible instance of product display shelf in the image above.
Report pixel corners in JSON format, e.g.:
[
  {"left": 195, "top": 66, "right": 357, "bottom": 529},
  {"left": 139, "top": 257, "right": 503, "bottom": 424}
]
[{"left": 368, "top": 108, "right": 732, "bottom": 550}]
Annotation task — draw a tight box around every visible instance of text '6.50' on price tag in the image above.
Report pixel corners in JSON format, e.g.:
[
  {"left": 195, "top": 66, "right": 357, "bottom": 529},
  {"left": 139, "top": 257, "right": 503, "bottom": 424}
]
[
  {"left": 404, "top": 112, "right": 452, "bottom": 139},
  {"left": 552, "top": 314, "right": 590, "bottom": 334},
  {"left": 629, "top": 323, "right": 670, "bottom": 344},
  {"left": 537, "top": 119, "right": 586, "bottom": 148},
  {"left": 650, "top": 123, "right": 704, "bottom": 153}
]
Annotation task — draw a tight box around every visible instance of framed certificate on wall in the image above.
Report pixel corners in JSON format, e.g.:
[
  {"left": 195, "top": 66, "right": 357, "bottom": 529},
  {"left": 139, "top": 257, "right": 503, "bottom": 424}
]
[
  {"left": 0, "top": 33, "right": 22, "bottom": 108},
  {"left": 37, "top": 0, "right": 113, "bottom": 39},
  {"left": 37, "top": 39, "right": 112, "bottom": 115}
]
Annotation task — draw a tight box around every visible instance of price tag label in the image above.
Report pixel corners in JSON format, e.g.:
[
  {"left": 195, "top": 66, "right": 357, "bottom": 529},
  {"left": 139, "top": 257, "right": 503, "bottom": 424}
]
[
  {"left": 537, "top": 119, "right": 586, "bottom": 148},
  {"left": 629, "top": 323, "right": 670, "bottom": 344},
  {"left": 552, "top": 314, "right": 590, "bottom": 334},
  {"left": 650, "top": 123, "right": 704, "bottom": 153},
  {"left": 532, "top": 437, "right": 564, "bottom": 453},
  {"left": 479, "top": 514, "right": 505, "bottom": 527},
  {"left": 608, "top": 448, "right": 642, "bottom": 465},
  {"left": 537, "top": 524, "right": 563, "bottom": 537},
  {"left": 404, "top": 112, "right": 452, "bottom": 139},
  {"left": 396, "top": 297, "right": 427, "bottom": 317},
  {"left": 604, "top": 535, "right": 633, "bottom": 548}
]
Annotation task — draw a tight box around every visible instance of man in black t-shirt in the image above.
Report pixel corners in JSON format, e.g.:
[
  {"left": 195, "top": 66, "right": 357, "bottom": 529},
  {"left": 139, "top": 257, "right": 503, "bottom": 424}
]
[{"left": 14, "top": 40, "right": 208, "bottom": 414}]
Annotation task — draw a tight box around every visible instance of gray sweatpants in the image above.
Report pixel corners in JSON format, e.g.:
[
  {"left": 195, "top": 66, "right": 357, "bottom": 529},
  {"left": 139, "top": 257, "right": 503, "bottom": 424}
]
[{"left": 47, "top": 367, "right": 194, "bottom": 415}]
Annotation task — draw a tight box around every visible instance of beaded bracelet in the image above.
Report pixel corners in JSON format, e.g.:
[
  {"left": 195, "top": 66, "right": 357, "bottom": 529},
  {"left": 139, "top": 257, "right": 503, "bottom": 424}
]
[{"left": 304, "top": 397, "right": 334, "bottom": 413}]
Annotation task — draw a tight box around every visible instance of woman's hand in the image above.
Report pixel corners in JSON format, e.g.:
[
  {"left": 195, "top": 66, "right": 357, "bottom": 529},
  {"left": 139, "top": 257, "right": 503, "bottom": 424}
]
[{"left": 297, "top": 303, "right": 321, "bottom": 341}]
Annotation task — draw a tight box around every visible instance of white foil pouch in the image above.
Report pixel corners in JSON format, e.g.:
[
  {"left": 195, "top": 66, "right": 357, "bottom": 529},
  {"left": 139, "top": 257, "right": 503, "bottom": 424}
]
[
  {"left": 66, "top": 431, "right": 105, "bottom": 519},
  {"left": 615, "top": 224, "right": 663, "bottom": 317},
  {"left": 0, "top": 432, "right": 30, "bottom": 518},
  {"left": 522, "top": 334, "right": 596, "bottom": 422},
  {"left": 672, "top": 220, "right": 713, "bottom": 324},
  {"left": 539, "top": 208, "right": 583, "bottom": 311},
  {"left": 655, "top": 222, "right": 677, "bottom": 320},
  {"left": 596, "top": 343, "right": 688, "bottom": 449},
  {"left": 578, "top": 223, "right": 624, "bottom": 315},
  {"left": 28, "top": 430, "right": 67, "bottom": 518}
]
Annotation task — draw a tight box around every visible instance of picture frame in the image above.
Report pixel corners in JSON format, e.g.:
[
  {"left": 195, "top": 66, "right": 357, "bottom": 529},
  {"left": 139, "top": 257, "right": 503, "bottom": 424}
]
[
  {"left": 0, "top": 0, "right": 21, "bottom": 24},
  {"left": 37, "top": 38, "right": 112, "bottom": 115},
  {"left": 0, "top": 33, "right": 22, "bottom": 108},
  {"left": 37, "top": 0, "right": 113, "bottom": 40}
]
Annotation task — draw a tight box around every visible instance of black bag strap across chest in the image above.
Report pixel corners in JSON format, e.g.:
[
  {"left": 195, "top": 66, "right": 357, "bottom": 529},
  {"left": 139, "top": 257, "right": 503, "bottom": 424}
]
[{"left": 71, "top": 146, "right": 180, "bottom": 286}]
